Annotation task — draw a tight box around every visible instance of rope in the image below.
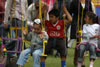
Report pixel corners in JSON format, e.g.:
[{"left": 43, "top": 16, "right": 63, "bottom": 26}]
[
  {"left": 39, "top": 0, "right": 47, "bottom": 56},
  {"left": 77, "top": 0, "right": 84, "bottom": 43},
  {"left": 63, "top": 0, "right": 67, "bottom": 42},
  {"left": 10, "top": 0, "right": 16, "bottom": 39},
  {"left": 56, "top": 0, "right": 58, "bottom": 9}
]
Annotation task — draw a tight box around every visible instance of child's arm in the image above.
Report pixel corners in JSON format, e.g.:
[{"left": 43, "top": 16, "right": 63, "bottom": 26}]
[
  {"left": 41, "top": 2, "right": 48, "bottom": 15},
  {"left": 43, "top": 31, "right": 48, "bottom": 40},
  {"left": 23, "top": 29, "right": 32, "bottom": 41},
  {"left": 90, "top": 35, "right": 100, "bottom": 39},
  {"left": 63, "top": 6, "right": 72, "bottom": 24},
  {"left": 38, "top": 31, "right": 48, "bottom": 40},
  {"left": 98, "top": 35, "right": 100, "bottom": 40}
]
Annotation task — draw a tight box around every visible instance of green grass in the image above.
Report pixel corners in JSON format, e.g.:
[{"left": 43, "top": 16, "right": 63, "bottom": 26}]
[{"left": 24, "top": 43, "right": 100, "bottom": 67}]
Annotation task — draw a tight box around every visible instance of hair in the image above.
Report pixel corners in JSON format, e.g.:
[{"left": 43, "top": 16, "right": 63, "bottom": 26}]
[
  {"left": 33, "top": 22, "right": 42, "bottom": 28},
  {"left": 49, "top": 9, "right": 60, "bottom": 17},
  {"left": 86, "top": 11, "right": 98, "bottom": 23}
]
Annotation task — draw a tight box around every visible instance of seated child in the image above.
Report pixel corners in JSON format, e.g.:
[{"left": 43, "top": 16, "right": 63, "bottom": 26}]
[
  {"left": 41, "top": 6, "right": 72, "bottom": 67},
  {"left": 17, "top": 19, "right": 48, "bottom": 67},
  {"left": 77, "top": 12, "right": 100, "bottom": 67}
]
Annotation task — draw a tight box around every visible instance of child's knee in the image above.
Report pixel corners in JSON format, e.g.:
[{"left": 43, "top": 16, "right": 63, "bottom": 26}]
[
  {"left": 79, "top": 45, "right": 85, "bottom": 51},
  {"left": 90, "top": 45, "right": 96, "bottom": 51},
  {"left": 32, "top": 52, "right": 40, "bottom": 57}
]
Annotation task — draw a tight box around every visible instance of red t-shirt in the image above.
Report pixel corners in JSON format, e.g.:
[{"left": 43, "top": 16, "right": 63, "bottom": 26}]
[{"left": 45, "top": 20, "right": 65, "bottom": 38}]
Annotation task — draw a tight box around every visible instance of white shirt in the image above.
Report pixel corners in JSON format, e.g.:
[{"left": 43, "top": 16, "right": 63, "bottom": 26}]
[
  {"left": 4, "top": 0, "right": 28, "bottom": 24},
  {"left": 82, "top": 24, "right": 100, "bottom": 47},
  {"left": 27, "top": 3, "right": 37, "bottom": 23},
  {"left": 27, "top": 3, "right": 49, "bottom": 26}
]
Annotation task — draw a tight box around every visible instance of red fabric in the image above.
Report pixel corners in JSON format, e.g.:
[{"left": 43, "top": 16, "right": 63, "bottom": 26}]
[
  {"left": 45, "top": 20, "right": 65, "bottom": 38},
  {"left": 42, "top": 0, "right": 55, "bottom": 5},
  {"left": 0, "top": 0, "right": 6, "bottom": 22}
]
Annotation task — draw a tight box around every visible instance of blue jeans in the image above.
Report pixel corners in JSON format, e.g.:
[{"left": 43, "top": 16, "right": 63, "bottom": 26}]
[
  {"left": 17, "top": 48, "right": 43, "bottom": 67},
  {"left": 78, "top": 43, "right": 96, "bottom": 62}
]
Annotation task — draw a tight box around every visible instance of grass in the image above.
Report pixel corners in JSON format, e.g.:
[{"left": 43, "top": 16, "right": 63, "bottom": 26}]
[{"left": 24, "top": 43, "right": 100, "bottom": 67}]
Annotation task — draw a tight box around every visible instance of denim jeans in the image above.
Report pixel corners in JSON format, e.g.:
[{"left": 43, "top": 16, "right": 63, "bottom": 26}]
[
  {"left": 17, "top": 48, "right": 43, "bottom": 67},
  {"left": 78, "top": 43, "right": 96, "bottom": 62}
]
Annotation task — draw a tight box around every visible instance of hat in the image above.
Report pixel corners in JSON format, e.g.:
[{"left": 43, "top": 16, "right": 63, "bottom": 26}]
[{"left": 34, "top": 19, "right": 41, "bottom": 24}]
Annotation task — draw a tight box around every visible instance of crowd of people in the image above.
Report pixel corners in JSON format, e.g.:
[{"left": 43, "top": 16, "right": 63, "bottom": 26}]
[{"left": 0, "top": 0, "right": 100, "bottom": 67}]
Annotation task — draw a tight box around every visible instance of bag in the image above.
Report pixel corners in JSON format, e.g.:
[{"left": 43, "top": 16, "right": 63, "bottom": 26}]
[{"left": 0, "top": 0, "right": 6, "bottom": 22}]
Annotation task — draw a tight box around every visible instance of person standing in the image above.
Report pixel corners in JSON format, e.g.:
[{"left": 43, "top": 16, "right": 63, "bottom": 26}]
[{"left": 3, "top": 0, "right": 28, "bottom": 57}]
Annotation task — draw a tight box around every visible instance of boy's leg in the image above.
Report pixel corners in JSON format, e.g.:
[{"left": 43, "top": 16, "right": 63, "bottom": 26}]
[
  {"left": 40, "top": 57, "right": 46, "bottom": 67},
  {"left": 32, "top": 48, "right": 43, "bottom": 67},
  {"left": 61, "top": 56, "right": 66, "bottom": 67},
  {"left": 56, "top": 38, "right": 67, "bottom": 67},
  {"left": 17, "top": 48, "right": 31, "bottom": 66},
  {"left": 77, "top": 45, "right": 86, "bottom": 67},
  {"left": 40, "top": 38, "right": 53, "bottom": 67}
]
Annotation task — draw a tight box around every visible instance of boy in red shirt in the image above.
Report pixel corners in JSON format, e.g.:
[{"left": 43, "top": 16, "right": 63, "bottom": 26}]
[{"left": 41, "top": 6, "right": 72, "bottom": 67}]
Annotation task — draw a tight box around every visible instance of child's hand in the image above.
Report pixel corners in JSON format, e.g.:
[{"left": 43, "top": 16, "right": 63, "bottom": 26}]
[
  {"left": 63, "top": 6, "right": 66, "bottom": 12},
  {"left": 38, "top": 33, "right": 44, "bottom": 39},
  {"left": 91, "top": 35, "right": 100, "bottom": 40},
  {"left": 98, "top": 35, "right": 100, "bottom": 40},
  {"left": 63, "top": 14, "right": 66, "bottom": 18},
  {"left": 93, "top": 35, "right": 99, "bottom": 38},
  {"left": 23, "top": 29, "right": 27, "bottom": 35}
]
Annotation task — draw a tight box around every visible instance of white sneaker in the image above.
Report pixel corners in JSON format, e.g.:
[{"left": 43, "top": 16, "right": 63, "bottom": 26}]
[{"left": 68, "top": 39, "right": 76, "bottom": 48}]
